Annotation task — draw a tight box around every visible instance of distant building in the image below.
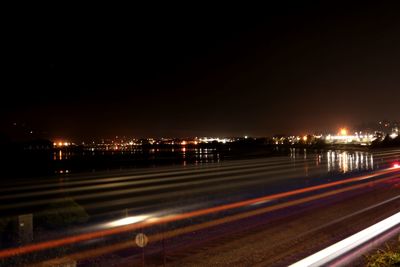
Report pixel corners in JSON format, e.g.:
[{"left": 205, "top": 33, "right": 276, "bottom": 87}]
[{"left": 324, "top": 132, "right": 375, "bottom": 145}]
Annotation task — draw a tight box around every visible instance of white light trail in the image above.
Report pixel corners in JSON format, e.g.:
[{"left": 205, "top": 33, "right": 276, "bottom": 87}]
[
  {"left": 289, "top": 211, "right": 400, "bottom": 267},
  {"left": 106, "top": 215, "right": 150, "bottom": 227}
]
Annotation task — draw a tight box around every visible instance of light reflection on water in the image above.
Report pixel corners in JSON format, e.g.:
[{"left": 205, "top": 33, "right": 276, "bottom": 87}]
[
  {"left": 53, "top": 148, "right": 376, "bottom": 175},
  {"left": 290, "top": 148, "right": 375, "bottom": 173},
  {"left": 53, "top": 147, "right": 221, "bottom": 174},
  {"left": 53, "top": 150, "right": 72, "bottom": 160}
]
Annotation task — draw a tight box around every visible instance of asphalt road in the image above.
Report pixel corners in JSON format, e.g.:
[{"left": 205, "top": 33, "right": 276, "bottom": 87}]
[{"left": 1, "top": 149, "right": 400, "bottom": 266}]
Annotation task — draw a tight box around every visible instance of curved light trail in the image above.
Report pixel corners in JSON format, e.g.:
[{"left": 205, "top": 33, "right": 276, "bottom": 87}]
[{"left": 289, "top": 211, "right": 400, "bottom": 267}]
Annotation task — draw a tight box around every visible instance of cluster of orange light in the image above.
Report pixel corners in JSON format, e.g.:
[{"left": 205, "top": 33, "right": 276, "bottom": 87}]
[
  {"left": 340, "top": 128, "right": 348, "bottom": 136},
  {"left": 180, "top": 140, "right": 199, "bottom": 145},
  {"left": 53, "top": 142, "right": 70, "bottom": 147}
]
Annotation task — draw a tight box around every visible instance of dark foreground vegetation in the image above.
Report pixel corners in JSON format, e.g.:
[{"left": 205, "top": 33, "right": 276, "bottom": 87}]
[
  {"left": 366, "top": 238, "right": 400, "bottom": 267},
  {"left": 371, "top": 135, "right": 400, "bottom": 148}
]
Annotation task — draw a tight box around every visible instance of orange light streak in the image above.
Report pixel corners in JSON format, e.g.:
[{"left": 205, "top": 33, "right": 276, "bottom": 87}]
[
  {"left": 0, "top": 168, "right": 398, "bottom": 259},
  {"left": 34, "top": 172, "right": 400, "bottom": 265}
]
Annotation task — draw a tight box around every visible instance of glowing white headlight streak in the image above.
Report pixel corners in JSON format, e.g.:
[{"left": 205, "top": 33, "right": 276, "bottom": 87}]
[
  {"left": 289, "top": 211, "right": 400, "bottom": 267},
  {"left": 107, "top": 215, "right": 150, "bottom": 227}
]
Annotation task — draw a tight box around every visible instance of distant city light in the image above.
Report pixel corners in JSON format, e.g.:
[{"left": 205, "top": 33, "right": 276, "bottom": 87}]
[
  {"left": 48, "top": 120, "right": 396, "bottom": 152},
  {"left": 54, "top": 141, "right": 71, "bottom": 147},
  {"left": 198, "top": 137, "right": 233, "bottom": 144}
]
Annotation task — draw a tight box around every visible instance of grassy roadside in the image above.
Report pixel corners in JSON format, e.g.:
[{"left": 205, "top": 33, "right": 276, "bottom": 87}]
[{"left": 366, "top": 237, "right": 400, "bottom": 267}]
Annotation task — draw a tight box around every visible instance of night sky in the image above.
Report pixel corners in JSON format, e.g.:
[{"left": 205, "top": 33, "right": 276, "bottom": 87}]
[{"left": 3, "top": 3, "right": 400, "bottom": 141}]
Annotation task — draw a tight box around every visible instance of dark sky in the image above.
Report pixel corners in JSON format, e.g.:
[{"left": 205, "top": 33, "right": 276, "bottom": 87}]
[{"left": 3, "top": 3, "right": 400, "bottom": 140}]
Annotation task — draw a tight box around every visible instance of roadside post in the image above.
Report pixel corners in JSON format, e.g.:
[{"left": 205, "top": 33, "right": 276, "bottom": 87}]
[
  {"left": 135, "top": 233, "right": 148, "bottom": 267},
  {"left": 162, "top": 237, "right": 166, "bottom": 267}
]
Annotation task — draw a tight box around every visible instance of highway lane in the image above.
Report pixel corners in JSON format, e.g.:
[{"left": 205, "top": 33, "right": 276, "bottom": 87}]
[
  {"left": 27, "top": 165, "right": 400, "bottom": 266},
  {"left": 0, "top": 149, "right": 399, "bottom": 266},
  {"left": 161, "top": 178, "right": 400, "bottom": 267},
  {"left": 0, "top": 149, "right": 398, "bottom": 218}
]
